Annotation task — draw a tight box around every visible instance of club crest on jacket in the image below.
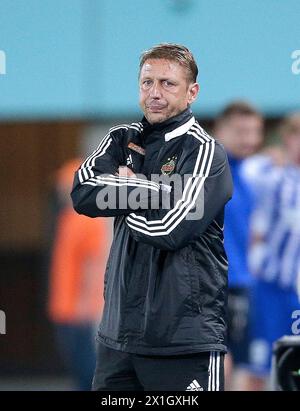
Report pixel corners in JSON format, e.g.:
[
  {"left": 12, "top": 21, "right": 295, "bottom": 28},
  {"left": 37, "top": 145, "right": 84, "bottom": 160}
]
[{"left": 161, "top": 155, "right": 177, "bottom": 175}]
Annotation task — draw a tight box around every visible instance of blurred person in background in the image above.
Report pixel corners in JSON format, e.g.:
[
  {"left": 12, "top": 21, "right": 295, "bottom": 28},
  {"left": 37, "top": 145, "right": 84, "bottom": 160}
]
[
  {"left": 214, "top": 101, "right": 264, "bottom": 390},
  {"left": 48, "top": 158, "right": 110, "bottom": 390},
  {"left": 244, "top": 113, "right": 300, "bottom": 390},
  {"left": 71, "top": 43, "right": 233, "bottom": 391}
]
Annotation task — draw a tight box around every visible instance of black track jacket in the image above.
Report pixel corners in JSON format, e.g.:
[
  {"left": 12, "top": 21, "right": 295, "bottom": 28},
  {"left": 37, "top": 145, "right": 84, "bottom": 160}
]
[{"left": 71, "top": 108, "right": 233, "bottom": 355}]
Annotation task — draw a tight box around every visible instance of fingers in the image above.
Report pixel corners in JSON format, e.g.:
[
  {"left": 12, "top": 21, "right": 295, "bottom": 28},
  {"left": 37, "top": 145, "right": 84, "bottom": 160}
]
[{"left": 118, "top": 166, "right": 136, "bottom": 177}]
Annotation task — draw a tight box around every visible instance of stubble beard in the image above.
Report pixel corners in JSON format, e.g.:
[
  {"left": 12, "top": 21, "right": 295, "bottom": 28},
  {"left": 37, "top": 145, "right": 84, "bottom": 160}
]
[{"left": 144, "top": 106, "right": 173, "bottom": 125}]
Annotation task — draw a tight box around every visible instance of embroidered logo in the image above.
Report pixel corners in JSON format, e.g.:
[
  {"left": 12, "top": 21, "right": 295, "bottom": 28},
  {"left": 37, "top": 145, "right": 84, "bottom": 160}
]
[
  {"left": 126, "top": 154, "right": 133, "bottom": 167},
  {"left": 128, "top": 142, "right": 145, "bottom": 156},
  {"left": 186, "top": 379, "right": 204, "bottom": 391},
  {"left": 161, "top": 155, "right": 177, "bottom": 175}
]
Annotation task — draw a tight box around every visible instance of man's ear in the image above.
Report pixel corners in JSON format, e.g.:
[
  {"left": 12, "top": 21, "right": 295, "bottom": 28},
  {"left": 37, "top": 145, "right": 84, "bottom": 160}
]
[{"left": 188, "top": 82, "right": 200, "bottom": 104}]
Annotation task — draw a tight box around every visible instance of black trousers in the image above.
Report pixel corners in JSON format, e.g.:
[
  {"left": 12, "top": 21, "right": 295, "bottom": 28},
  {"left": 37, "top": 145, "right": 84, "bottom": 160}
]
[{"left": 92, "top": 341, "right": 224, "bottom": 391}]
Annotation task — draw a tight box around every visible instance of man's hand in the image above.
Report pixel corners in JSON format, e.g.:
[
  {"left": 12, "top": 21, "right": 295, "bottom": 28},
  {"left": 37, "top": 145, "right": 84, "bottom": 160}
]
[{"left": 117, "top": 166, "right": 136, "bottom": 178}]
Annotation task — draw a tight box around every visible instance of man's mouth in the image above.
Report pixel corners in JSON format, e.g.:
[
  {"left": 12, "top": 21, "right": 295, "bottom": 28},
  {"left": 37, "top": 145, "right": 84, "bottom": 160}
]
[{"left": 148, "top": 104, "right": 166, "bottom": 112}]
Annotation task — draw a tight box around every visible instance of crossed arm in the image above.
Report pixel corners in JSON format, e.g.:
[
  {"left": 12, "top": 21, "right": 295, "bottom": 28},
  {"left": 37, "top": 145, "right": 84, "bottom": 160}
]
[{"left": 71, "top": 134, "right": 232, "bottom": 250}]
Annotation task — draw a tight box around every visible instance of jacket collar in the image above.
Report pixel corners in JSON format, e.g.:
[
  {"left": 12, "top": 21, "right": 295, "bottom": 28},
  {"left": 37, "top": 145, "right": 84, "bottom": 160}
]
[{"left": 141, "top": 107, "right": 195, "bottom": 142}]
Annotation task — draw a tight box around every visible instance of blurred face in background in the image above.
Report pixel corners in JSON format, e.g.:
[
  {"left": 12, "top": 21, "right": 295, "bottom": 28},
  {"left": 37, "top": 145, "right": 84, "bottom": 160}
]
[
  {"left": 215, "top": 114, "right": 264, "bottom": 159},
  {"left": 282, "top": 130, "right": 300, "bottom": 165},
  {"left": 139, "top": 58, "right": 199, "bottom": 124}
]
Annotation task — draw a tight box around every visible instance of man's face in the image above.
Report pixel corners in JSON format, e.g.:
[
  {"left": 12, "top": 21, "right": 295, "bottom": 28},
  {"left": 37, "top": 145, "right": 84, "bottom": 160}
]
[
  {"left": 215, "top": 114, "right": 263, "bottom": 159},
  {"left": 139, "top": 58, "right": 199, "bottom": 124}
]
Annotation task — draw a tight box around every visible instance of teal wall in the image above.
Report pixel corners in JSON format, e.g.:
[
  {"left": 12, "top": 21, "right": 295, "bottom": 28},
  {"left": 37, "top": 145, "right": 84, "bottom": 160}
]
[
  {"left": 0, "top": 0, "right": 86, "bottom": 118},
  {"left": 0, "top": 0, "right": 299, "bottom": 120}
]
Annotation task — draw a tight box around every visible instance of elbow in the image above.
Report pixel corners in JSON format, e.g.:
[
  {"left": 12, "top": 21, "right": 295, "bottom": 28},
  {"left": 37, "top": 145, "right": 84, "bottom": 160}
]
[
  {"left": 72, "top": 201, "right": 86, "bottom": 216},
  {"left": 71, "top": 191, "right": 118, "bottom": 218},
  {"left": 73, "top": 202, "right": 98, "bottom": 218},
  {"left": 70, "top": 191, "right": 95, "bottom": 218},
  {"left": 72, "top": 199, "right": 91, "bottom": 217},
  {"left": 70, "top": 190, "right": 81, "bottom": 213}
]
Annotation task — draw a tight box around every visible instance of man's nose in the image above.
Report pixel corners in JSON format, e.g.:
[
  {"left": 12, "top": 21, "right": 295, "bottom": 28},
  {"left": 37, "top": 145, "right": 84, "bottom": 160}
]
[{"left": 149, "top": 82, "right": 162, "bottom": 98}]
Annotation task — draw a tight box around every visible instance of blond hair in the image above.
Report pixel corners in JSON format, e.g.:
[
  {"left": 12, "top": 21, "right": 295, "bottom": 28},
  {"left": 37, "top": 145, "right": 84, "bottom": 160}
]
[{"left": 139, "top": 43, "right": 198, "bottom": 84}]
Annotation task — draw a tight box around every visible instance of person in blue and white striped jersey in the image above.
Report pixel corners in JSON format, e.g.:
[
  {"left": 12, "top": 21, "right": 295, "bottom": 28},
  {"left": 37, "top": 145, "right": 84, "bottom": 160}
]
[{"left": 243, "top": 113, "right": 300, "bottom": 390}]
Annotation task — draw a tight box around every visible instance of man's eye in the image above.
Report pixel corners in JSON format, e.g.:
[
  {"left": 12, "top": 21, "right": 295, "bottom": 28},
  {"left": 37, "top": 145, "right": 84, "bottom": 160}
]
[
  {"left": 163, "top": 80, "right": 174, "bottom": 87},
  {"left": 143, "top": 80, "right": 152, "bottom": 86}
]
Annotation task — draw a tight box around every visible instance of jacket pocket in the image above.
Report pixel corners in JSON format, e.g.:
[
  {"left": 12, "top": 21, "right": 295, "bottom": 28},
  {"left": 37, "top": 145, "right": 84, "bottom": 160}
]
[
  {"left": 180, "top": 248, "right": 202, "bottom": 315},
  {"left": 188, "top": 265, "right": 203, "bottom": 315}
]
